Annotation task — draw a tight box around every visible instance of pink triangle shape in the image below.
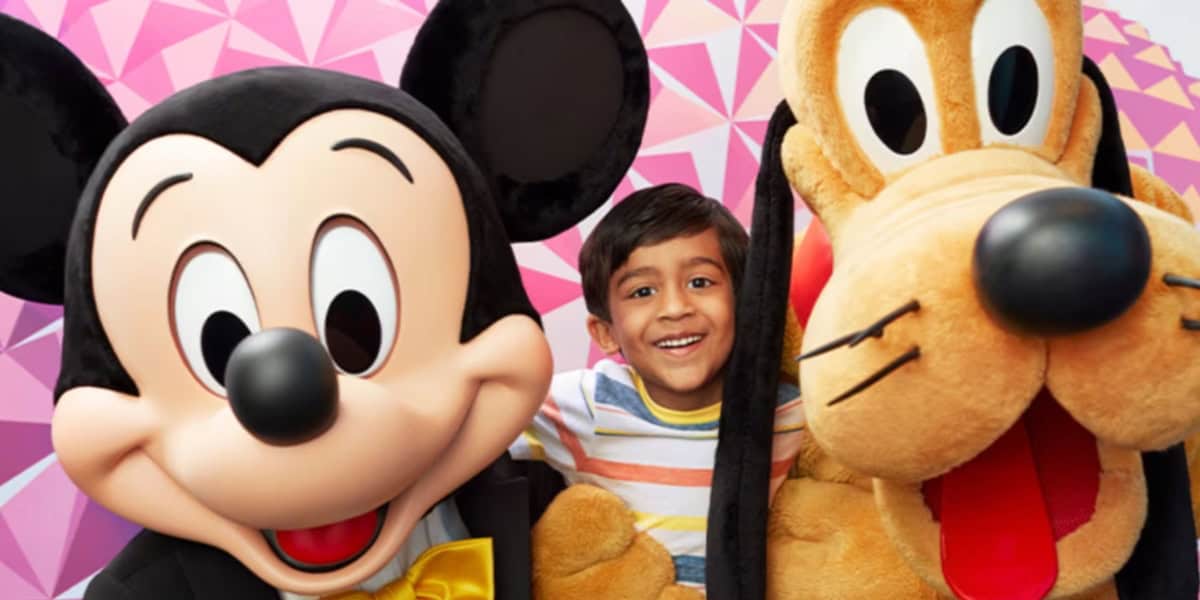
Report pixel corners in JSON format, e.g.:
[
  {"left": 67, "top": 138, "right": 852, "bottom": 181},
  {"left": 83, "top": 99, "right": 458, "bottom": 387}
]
[
  {"left": 235, "top": 0, "right": 306, "bottom": 61},
  {"left": 315, "top": 0, "right": 422, "bottom": 64},
  {"left": 708, "top": 0, "right": 739, "bottom": 19},
  {"left": 735, "top": 31, "right": 772, "bottom": 114},
  {"left": 748, "top": 23, "right": 779, "bottom": 50},
  {"left": 0, "top": 296, "right": 21, "bottom": 349},
  {"left": 643, "top": 0, "right": 671, "bottom": 36},
  {"left": 2, "top": 463, "right": 80, "bottom": 593},
  {"left": 732, "top": 184, "right": 755, "bottom": 228},
  {"left": 162, "top": 22, "right": 230, "bottom": 91},
  {"left": 0, "top": 423, "right": 53, "bottom": 485},
  {"left": 650, "top": 44, "right": 727, "bottom": 115},
  {"left": 0, "top": 518, "right": 42, "bottom": 598},
  {"left": 632, "top": 153, "right": 703, "bottom": 190},
  {"left": 319, "top": 50, "right": 382, "bottom": 82},
  {"left": 543, "top": 228, "right": 583, "bottom": 271},
  {"left": 53, "top": 499, "right": 138, "bottom": 595},
  {"left": 723, "top": 131, "right": 759, "bottom": 214},
  {"left": 212, "top": 46, "right": 292, "bottom": 77},
  {"left": 0, "top": 356, "right": 54, "bottom": 424},
  {"left": 91, "top": 0, "right": 152, "bottom": 76},
  {"left": 120, "top": 52, "right": 176, "bottom": 106},
  {"left": 736, "top": 120, "right": 769, "bottom": 143},
  {"left": 519, "top": 268, "right": 582, "bottom": 315},
  {"left": 6, "top": 303, "right": 61, "bottom": 350},
  {"left": 58, "top": 10, "right": 114, "bottom": 76},
  {"left": 650, "top": 71, "right": 664, "bottom": 103},
  {"left": 123, "top": 2, "right": 227, "bottom": 76},
  {"left": 195, "top": 0, "right": 231, "bottom": 14},
  {"left": 613, "top": 176, "right": 636, "bottom": 203},
  {"left": 396, "top": 0, "right": 425, "bottom": 13},
  {"left": 643, "top": 87, "right": 726, "bottom": 148},
  {"left": 8, "top": 333, "right": 62, "bottom": 390}
]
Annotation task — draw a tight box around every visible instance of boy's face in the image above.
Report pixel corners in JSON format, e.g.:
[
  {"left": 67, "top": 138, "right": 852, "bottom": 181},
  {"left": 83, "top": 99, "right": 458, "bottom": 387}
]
[{"left": 588, "top": 228, "right": 736, "bottom": 404}]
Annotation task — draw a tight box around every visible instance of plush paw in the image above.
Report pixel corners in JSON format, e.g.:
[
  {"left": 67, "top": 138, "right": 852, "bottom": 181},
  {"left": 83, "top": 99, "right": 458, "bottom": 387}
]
[{"left": 532, "top": 484, "right": 678, "bottom": 599}]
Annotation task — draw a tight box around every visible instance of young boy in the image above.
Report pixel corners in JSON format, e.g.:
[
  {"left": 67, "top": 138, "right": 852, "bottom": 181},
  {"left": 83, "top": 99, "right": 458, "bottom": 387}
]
[{"left": 509, "top": 183, "right": 805, "bottom": 592}]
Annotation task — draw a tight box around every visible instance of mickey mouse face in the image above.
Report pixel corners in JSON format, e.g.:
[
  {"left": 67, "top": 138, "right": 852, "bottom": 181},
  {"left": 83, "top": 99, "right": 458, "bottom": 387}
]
[{"left": 0, "top": 1, "right": 648, "bottom": 594}]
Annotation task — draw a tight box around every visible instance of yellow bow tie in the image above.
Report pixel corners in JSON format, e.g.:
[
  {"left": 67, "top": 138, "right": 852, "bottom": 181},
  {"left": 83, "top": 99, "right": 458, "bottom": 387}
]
[{"left": 321, "top": 538, "right": 494, "bottom": 600}]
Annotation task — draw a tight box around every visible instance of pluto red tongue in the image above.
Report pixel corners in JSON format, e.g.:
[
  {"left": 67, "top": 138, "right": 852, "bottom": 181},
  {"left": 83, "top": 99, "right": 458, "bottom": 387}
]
[{"left": 940, "top": 419, "right": 1057, "bottom": 600}]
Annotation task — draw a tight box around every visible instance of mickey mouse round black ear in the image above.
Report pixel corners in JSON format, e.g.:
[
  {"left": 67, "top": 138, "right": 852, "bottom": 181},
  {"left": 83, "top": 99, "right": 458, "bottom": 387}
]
[
  {"left": 400, "top": 0, "right": 649, "bottom": 243},
  {"left": 0, "top": 14, "right": 126, "bottom": 305}
]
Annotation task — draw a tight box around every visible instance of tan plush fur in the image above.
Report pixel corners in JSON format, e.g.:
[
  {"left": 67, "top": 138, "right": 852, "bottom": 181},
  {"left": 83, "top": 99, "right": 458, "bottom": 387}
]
[
  {"left": 531, "top": 484, "right": 699, "bottom": 599},
  {"left": 764, "top": 0, "right": 1200, "bottom": 598}
]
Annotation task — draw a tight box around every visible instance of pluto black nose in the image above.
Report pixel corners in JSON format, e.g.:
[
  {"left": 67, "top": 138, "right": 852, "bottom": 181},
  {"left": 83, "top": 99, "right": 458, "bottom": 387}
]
[
  {"left": 973, "top": 187, "right": 1151, "bottom": 335},
  {"left": 225, "top": 328, "right": 338, "bottom": 445}
]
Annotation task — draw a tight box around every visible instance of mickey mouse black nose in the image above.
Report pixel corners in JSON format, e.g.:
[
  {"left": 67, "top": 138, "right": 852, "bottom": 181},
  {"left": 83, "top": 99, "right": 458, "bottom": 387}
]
[
  {"left": 973, "top": 187, "right": 1151, "bottom": 336},
  {"left": 225, "top": 328, "right": 338, "bottom": 446}
]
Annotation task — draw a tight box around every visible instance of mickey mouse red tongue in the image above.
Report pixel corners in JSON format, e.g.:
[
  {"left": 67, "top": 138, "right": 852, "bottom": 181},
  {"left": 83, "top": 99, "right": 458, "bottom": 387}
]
[
  {"left": 267, "top": 506, "right": 385, "bottom": 571},
  {"left": 932, "top": 390, "right": 1100, "bottom": 600}
]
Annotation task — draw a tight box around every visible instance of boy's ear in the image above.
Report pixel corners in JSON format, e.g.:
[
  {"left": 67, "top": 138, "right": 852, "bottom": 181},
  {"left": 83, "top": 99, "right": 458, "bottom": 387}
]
[
  {"left": 399, "top": 0, "right": 649, "bottom": 243},
  {"left": 586, "top": 314, "right": 621, "bottom": 355},
  {"left": 0, "top": 14, "right": 127, "bottom": 305}
]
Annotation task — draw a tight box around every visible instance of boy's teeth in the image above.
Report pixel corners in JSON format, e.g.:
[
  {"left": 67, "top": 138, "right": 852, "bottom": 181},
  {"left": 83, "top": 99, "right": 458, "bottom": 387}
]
[{"left": 657, "top": 335, "right": 701, "bottom": 349}]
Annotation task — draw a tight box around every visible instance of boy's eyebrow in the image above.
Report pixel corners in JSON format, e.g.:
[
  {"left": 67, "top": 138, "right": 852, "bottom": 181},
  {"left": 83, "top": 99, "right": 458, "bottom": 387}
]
[
  {"left": 687, "top": 256, "right": 727, "bottom": 272},
  {"left": 615, "top": 266, "right": 658, "bottom": 288}
]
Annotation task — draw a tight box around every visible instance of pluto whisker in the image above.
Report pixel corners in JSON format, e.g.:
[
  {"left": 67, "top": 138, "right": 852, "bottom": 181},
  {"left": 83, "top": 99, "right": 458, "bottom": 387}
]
[
  {"left": 1164, "top": 274, "right": 1200, "bottom": 290},
  {"left": 795, "top": 300, "right": 921, "bottom": 363},
  {"left": 826, "top": 346, "right": 921, "bottom": 407}
]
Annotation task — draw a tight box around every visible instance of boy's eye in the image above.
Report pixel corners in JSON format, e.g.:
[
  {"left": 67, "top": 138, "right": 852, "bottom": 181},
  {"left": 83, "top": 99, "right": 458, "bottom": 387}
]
[
  {"left": 629, "top": 286, "right": 655, "bottom": 298},
  {"left": 688, "top": 277, "right": 715, "bottom": 289}
]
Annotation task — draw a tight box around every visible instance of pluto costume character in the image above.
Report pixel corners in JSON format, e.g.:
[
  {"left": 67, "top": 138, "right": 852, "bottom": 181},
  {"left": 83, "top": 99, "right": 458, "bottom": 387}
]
[
  {"left": 530, "top": 1, "right": 1200, "bottom": 599},
  {"left": 0, "top": 2, "right": 647, "bottom": 598},
  {"left": 713, "top": 1, "right": 1200, "bottom": 599}
]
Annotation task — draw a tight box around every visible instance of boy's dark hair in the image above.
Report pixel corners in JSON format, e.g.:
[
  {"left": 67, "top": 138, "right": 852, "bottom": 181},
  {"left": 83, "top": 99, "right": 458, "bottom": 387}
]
[{"left": 580, "top": 183, "right": 749, "bottom": 321}]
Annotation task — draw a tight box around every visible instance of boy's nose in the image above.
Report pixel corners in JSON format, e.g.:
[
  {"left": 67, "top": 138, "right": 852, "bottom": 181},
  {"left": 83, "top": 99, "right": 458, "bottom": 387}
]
[{"left": 658, "top": 287, "right": 695, "bottom": 319}]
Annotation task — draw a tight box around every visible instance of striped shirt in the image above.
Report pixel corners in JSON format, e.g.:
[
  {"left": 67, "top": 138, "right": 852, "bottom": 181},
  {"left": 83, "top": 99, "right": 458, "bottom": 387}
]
[{"left": 509, "top": 358, "right": 805, "bottom": 591}]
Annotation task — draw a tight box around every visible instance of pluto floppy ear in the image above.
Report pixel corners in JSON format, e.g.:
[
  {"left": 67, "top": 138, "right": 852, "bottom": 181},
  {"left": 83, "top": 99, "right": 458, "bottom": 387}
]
[
  {"left": 706, "top": 101, "right": 798, "bottom": 600},
  {"left": 1081, "top": 56, "right": 1134, "bottom": 196},
  {"left": 0, "top": 14, "right": 127, "bottom": 304},
  {"left": 399, "top": 0, "right": 649, "bottom": 242}
]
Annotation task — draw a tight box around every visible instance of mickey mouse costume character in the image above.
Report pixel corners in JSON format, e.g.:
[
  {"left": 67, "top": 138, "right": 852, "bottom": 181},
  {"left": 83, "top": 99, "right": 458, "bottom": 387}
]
[{"left": 0, "top": 1, "right": 647, "bottom": 598}]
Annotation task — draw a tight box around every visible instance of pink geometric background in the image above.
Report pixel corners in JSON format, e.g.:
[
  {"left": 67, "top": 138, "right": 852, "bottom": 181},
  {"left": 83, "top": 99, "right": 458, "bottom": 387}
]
[{"left": 0, "top": 0, "right": 1197, "bottom": 597}]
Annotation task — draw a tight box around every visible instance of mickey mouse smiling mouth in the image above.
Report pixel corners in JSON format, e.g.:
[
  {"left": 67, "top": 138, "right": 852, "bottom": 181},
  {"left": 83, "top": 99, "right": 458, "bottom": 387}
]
[{"left": 264, "top": 505, "right": 389, "bottom": 573}]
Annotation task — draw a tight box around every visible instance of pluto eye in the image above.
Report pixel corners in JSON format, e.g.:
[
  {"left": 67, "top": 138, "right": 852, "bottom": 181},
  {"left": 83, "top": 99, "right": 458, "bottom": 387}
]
[
  {"left": 838, "top": 8, "right": 942, "bottom": 173},
  {"left": 172, "top": 247, "right": 260, "bottom": 395},
  {"left": 972, "top": 0, "right": 1055, "bottom": 147},
  {"left": 311, "top": 219, "right": 398, "bottom": 376}
]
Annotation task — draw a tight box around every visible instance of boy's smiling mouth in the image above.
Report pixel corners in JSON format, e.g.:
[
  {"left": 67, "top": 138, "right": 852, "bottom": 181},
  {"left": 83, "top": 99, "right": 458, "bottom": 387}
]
[{"left": 654, "top": 333, "right": 705, "bottom": 354}]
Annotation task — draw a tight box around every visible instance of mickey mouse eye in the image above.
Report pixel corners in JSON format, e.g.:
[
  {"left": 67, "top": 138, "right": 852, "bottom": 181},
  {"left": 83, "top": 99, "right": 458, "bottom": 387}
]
[
  {"left": 311, "top": 218, "right": 398, "bottom": 376},
  {"left": 838, "top": 8, "right": 943, "bottom": 173},
  {"left": 171, "top": 246, "right": 261, "bottom": 395},
  {"left": 972, "top": 0, "right": 1055, "bottom": 147}
]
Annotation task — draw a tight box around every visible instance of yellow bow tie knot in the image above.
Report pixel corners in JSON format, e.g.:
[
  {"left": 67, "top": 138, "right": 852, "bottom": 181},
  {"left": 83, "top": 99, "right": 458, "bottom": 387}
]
[{"left": 321, "top": 538, "right": 494, "bottom": 600}]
